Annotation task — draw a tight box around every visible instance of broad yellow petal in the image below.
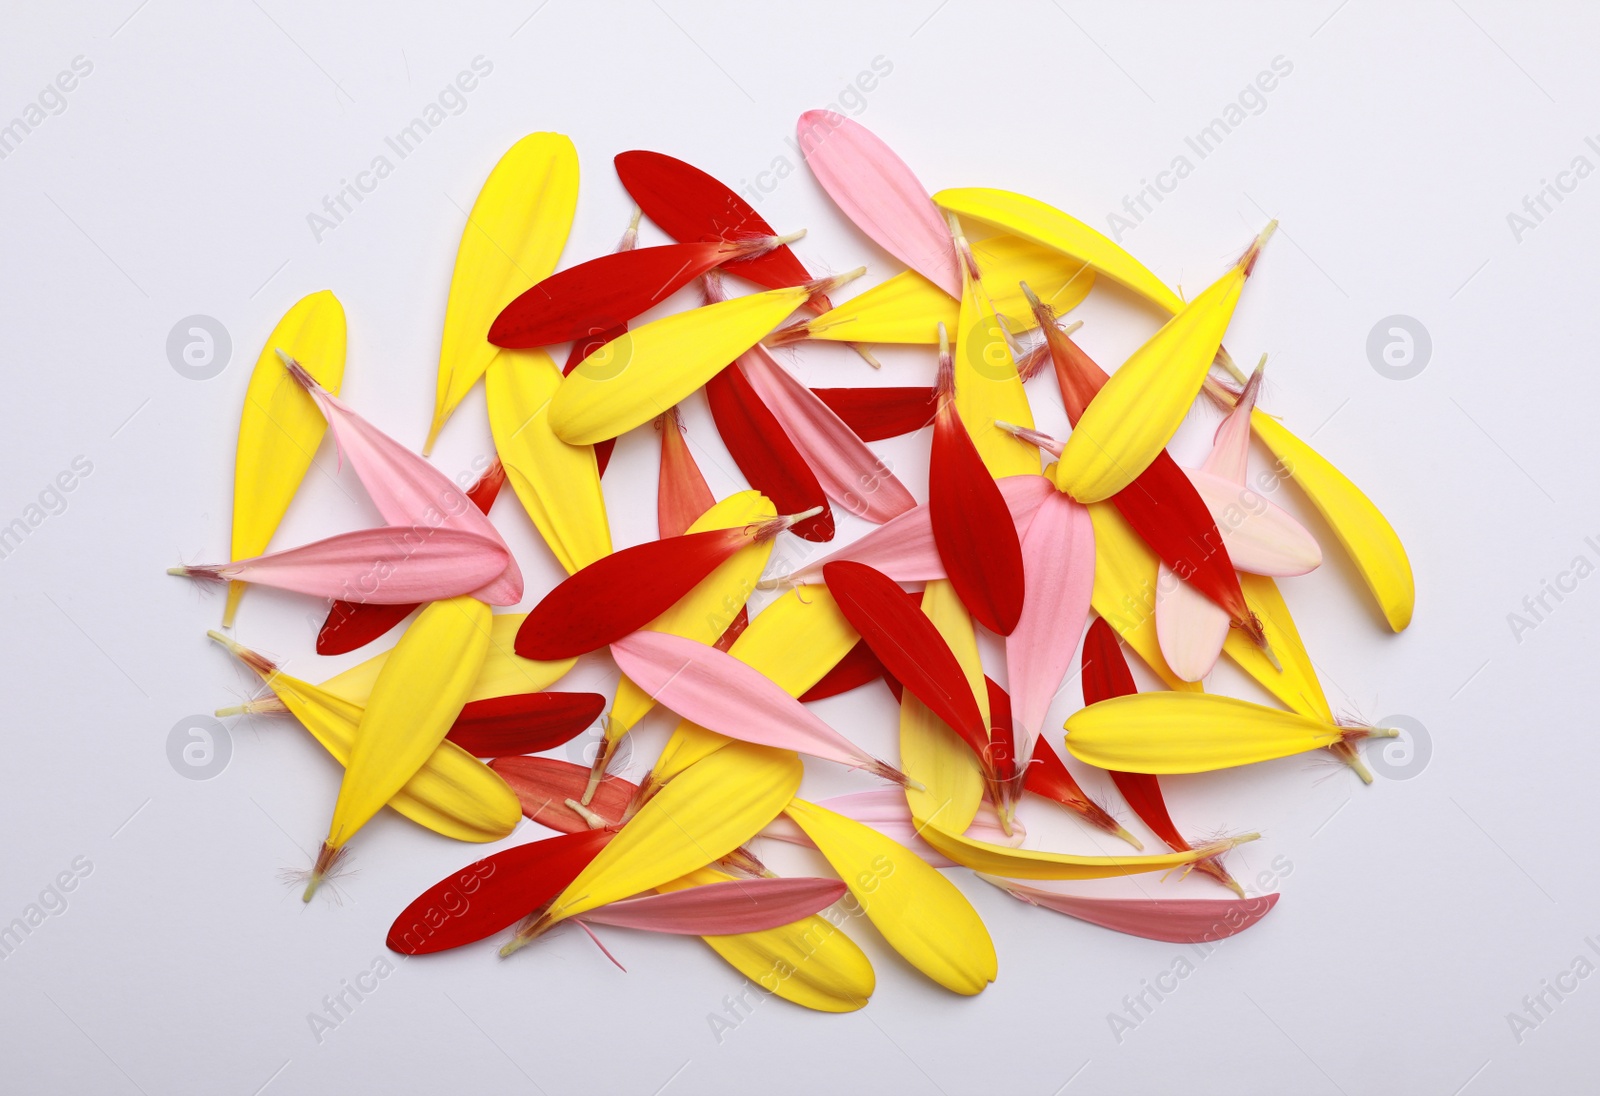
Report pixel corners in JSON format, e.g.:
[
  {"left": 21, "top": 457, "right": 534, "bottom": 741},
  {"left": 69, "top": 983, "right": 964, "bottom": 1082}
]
[
  {"left": 1066, "top": 692, "right": 1348, "bottom": 773},
  {"left": 428, "top": 133, "right": 578, "bottom": 452},
  {"left": 955, "top": 261, "right": 1039, "bottom": 478},
  {"left": 920, "top": 820, "right": 1245, "bottom": 881},
  {"left": 1224, "top": 572, "right": 1334, "bottom": 722},
  {"left": 900, "top": 580, "right": 986, "bottom": 833},
  {"left": 1085, "top": 500, "right": 1203, "bottom": 692},
  {"left": 486, "top": 348, "right": 611, "bottom": 573}
]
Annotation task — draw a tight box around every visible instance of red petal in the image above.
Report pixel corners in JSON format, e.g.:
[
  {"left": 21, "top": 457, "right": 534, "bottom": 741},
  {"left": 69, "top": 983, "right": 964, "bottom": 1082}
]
[
  {"left": 809, "top": 386, "right": 936, "bottom": 441},
  {"left": 445, "top": 691, "right": 607, "bottom": 757},
  {"left": 657, "top": 409, "right": 717, "bottom": 539},
  {"left": 822, "top": 561, "right": 988, "bottom": 758},
  {"left": 490, "top": 756, "right": 638, "bottom": 833},
  {"left": 314, "top": 459, "right": 507, "bottom": 655},
  {"left": 385, "top": 829, "right": 610, "bottom": 954},
  {"left": 706, "top": 361, "right": 834, "bottom": 542},
  {"left": 798, "top": 640, "right": 888, "bottom": 702},
  {"left": 930, "top": 397, "right": 1025, "bottom": 635}
]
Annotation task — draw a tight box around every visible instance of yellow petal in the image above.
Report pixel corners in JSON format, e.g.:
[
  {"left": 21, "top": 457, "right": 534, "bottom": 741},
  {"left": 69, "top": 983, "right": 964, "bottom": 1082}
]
[
  {"left": 1085, "top": 500, "right": 1203, "bottom": 692},
  {"left": 316, "top": 612, "right": 574, "bottom": 707},
  {"left": 658, "top": 867, "right": 875, "bottom": 1013},
  {"left": 550, "top": 284, "right": 817, "bottom": 445},
  {"left": 227, "top": 290, "right": 346, "bottom": 625},
  {"left": 784, "top": 799, "right": 996, "bottom": 995},
  {"left": 900, "top": 580, "right": 986, "bottom": 833},
  {"left": 1066, "top": 692, "right": 1347, "bottom": 773},
  {"left": 1251, "top": 410, "right": 1414, "bottom": 631},
  {"left": 652, "top": 586, "right": 861, "bottom": 783},
  {"left": 919, "top": 819, "right": 1247, "bottom": 880},
  {"left": 328, "top": 597, "right": 493, "bottom": 846},
  {"left": 547, "top": 742, "right": 803, "bottom": 923},
  {"left": 1224, "top": 572, "right": 1334, "bottom": 722},
  {"left": 428, "top": 133, "right": 578, "bottom": 453},
  {"left": 486, "top": 348, "right": 611, "bottom": 573},
  {"left": 1054, "top": 238, "right": 1262, "bottom": 503},
  {"left": 955, "top": 259, "right": 1040, "bottom": 478},
  {"left": 608, "top": 490, "right": 777, "bottom": 738},
  {"left": 933, "top": 187, "right": 1185, "bottom": 314}
]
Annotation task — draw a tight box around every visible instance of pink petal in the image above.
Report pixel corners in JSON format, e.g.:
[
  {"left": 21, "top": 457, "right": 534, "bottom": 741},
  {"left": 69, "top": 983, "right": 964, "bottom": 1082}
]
[
  {"left": 1186, "top": 468, "right": 1323, "bottom": 577},
  {"left": 580, "top": 877, "right": 847, "bottom": 936},
  {"left": 761, "top": 789, "right": 1019, "bottom": 868},
  {"left": 987, "top": 879, "right": 1280, "bottom": 943},
  {"left": 1155, "top": 562, "right": 1232, "bottom": 682},
  {"left": 1201, "top": 366, "right": 1263, "bottom": 483}
]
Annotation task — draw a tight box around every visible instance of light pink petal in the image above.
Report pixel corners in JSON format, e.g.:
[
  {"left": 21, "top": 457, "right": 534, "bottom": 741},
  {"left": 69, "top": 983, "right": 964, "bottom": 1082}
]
[
  {"left": 580, "top": 877, "right": 847, "bottom": 936},
  {"left": 986, "top": 878, "right": 1280, "bottom": 944},
  {"left": 760, "top": 789, "right": 1019, "bottom": 868},
  {"left": 1186, "top": 468, "right": 1322, "bottom": 577},
  {"left": 1155, "top": 561, "right": 1231, "bottom": 682},
  {"left": 1006, "top": 492, "right": 1095, "bottom": 761},
  {"left": 785, "top": 475, "right": 1054, "bottom": 586},
  {"left": 284, "top": 359, "right": 522, "bottom": 605},
  {"left": 739, "top": 345, "right": 916, "bottom": 524},
  {"left": 1201, "top": 367, "right": 1263, "bottom": 483},
  {"left": 608, "top": 632, "right": 905, "bottom": 783},
  {"left": 177, "top": 527, "right": 507, "bottom": 604},
  {"left": 796, "top": 111, "right": 961, "bottom": 297}
]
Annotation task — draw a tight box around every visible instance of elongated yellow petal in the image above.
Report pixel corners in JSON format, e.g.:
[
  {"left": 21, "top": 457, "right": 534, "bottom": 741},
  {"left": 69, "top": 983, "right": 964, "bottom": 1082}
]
[
  {"left": 955, "top": 259, "right": 1040, "bottom": 478},
  {"left": 547, "top": 742, "right": 803, "bottom": 923},
  {"left": 934, "top": 187, "right": 1185, "bottom": 314},
  {"left": 652, "top": 586, "right": 861, "bottom": 783},
  {"left": 784, "top": 799, "right": 996, "bottom": 995},
  {"left": 328, "top": 597, "right": 493, "bottom": 846},
  {"left": 428, "top": 133, "right": 578, "bottom": 453},
  {"left": 1224, "top": 572, "right": 1334, "bottom": 722},
  {"left": 901, "top": 580, "right": 985, "bottom": 833},
  {"left": 486, "top": 348, "right": 611, "bottom": 573},
  {"left": 220, "top": 655, "right": 517, "bottom": 842},
  {"left": 227, "top": 290, "right": 346, "bottom": 625},
  {"left": 659, "top": 867, "right": 875, "bottom": 1013},
  {"left": 1085, "top": 499, "right": 1202, "bottom": 692},
  {"left": 316, "top": 612, "right": 574, "bottom": 706},
  {"left": 551, "top": 284, "right": 817, "bottom": 445},
  {"left": 920, "top": 820, "right": 1248, "bottom": 880},
  {"left": 1055, "top": 236, "right": 1263, "bottom": 503},
  {"left": 1066, "top": 692, "right": 1356, "bottom": 773},
  {"left": 1252, "top": 410, "right": 1414, "bottom": 631},
  {"left": 608, "top": 490, "right": 776, "bottom": 738}
]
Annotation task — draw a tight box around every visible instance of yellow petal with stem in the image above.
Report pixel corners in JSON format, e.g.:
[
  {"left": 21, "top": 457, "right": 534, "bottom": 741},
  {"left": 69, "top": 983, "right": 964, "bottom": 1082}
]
[
  {"left": 651, "top": 586, "right": 861, "bottom": 784},
  {"left": 919, "top": 820, "right": 1254, "bottom": 881},
  {"left": 486, "top": 348, "right": 611, "bottom": 574},
  {"left": 933, "top": 187, "right": 1185, "bottom": 314},
  {"left": 427, "top": 133, "right": 578, "bottom": 454},
  {"left": 544, "top": 742, "right": 802, "bottom": 926},
  {"left": 327, "top": 597, "right": 493, "bottom": 849},
  {"left": 1065, "top": 692, "right": 1393, "bottom": 774},
  {"left": 208, "top": 635, "right": 518, "bottom": 842},
  {"left": 784, "top": 798, "right": 996, "bottom": 995},
  {"left": 1224, "top": 572, "right": 1334, "bottom": 722},
  {"left": 901, "top": 580, "right": 986, "bottom": 833},
  {"left": 315, "top": 612, "right": 574, "bottom": 707},
  {"left": 805, "top": 234, "right": 1094, "bottom": 345},
  {"left": 1251, "top": 409, "right": 1414, "bottom": 631},
  {"left": 1054, "top": 231, "right": 1267, "bottom": 503},
  {"left": 551, "top": 282, "right": 840, "bottom": 445},
  {"left": 658, "top": 866, "right": 875, "bottom": 1013},
  {"left": 954, "top": 252, "right": 1040, "bottom": 478},
  {"left": 226, "top": 290, "right": 346, "bottom": 626},
  {"left": 607, "top": 490, "right": 776, "bottom": 740},
  {"left": 1084, "top": 499, "right": 1202, "bottom": 692}
]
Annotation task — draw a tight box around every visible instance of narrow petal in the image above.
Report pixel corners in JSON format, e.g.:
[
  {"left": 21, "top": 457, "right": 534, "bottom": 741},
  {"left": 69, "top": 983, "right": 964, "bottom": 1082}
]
[
  {"left": 581, "top": 877, "right": 847, "bottom": 936},
  {"left": 985, "top": 880, "right": 1279, "bottom": 944}
]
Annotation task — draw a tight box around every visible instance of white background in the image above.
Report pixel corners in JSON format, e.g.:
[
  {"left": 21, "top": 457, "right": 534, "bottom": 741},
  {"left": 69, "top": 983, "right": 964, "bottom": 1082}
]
[{"left": 1, "top": 2, "right": 1595, "bottom": 1093}]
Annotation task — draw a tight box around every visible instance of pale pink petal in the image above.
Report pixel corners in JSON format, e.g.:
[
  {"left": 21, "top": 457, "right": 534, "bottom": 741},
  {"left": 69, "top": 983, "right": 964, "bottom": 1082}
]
[
  {"left": 580, "top": 877, "right": 847, "bottom": 936},
  {"left": 985, "top": 877, "right": 1281, "bottom": 943},
  {"left": 1186, "top": 468, "right": 1323, "bottom": 577},
  {"left": 760, "top": 789, "right": 1019, "bottom": 867},
  {"left": 1201, "top": 364, "right": 1263, "bottom": 483},
  {"left": 1155, "top": 561, "right": 1231, "bottom": 682}
]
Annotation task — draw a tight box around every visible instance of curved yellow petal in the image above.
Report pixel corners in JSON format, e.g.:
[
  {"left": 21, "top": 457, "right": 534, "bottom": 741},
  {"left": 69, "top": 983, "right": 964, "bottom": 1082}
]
[
  {"left": 919, "top": 820, "right": 1246, "bottom": 881},
  {"left": 608, "top": 490, "right": 776, "bottom": 738},
  {"left": 328, "top": 597, "right": 494, "bottom": 846},
  {"left": 659, "top": 867, "right": 875, "bottom": 1013},
  {"left": 1066, "top": 692, "right": 1345, "bottom": 773},
  {"left": 316, "top": 612, "right": 574, "bottom": 707},
  {"left": 901, "top": 580, "right": 986, "bottom": 833},
  {"left": 1085, "top": 500, "right": 1202, "bottom": 692},
  {"left": 933, "top": 187, "right": 1184, "bottom": 314},
  {"left": 1224, "top": 572, "right": 1334, "bottom": 722},
  {"left": 548, "top": 742, "right": 803, "bottom": 923},
  {"left": 428, "top": 132, "right": 579, "bottom": 452},
  {"left": 1251, "top": 410, "right": 1414, "bottom": 631},
  {"left": 486, "top": 348, "right": 611, "bottom": 574},
  {"left": 955, "top": 259, "right": 1040, "bottom": 478},
  {"left": 227, "top": 290, "right": 346, "bottom": 625},
  {"left": 784, "top": 799, "right": 996, "bottom": 996},
  {"left": 551, "top": 284, "right": 816, "bottom": 445}
]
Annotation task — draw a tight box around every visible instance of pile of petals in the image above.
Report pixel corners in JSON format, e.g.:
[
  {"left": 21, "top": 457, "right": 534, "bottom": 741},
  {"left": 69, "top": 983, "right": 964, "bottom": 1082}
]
[{"left": 180, "top": 112, "right": 1413, "bottom": 1009}]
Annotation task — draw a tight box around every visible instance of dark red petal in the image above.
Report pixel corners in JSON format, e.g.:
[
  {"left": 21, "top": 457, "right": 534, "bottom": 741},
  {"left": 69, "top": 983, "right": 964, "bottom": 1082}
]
[
  {"left": 798, "top": 640, "right": 888, "bottom": 702},
  {"left": 981, "top": 675, "right": 1016, "bottom": 783},
  {"left": 489, "top": 756, "right": 639, "bottom": 833},
  {"left": 706, "top": 362, "right": 833, "bottom": 542},
  {"left": 809, "top": 386, "right": 936, "bottom": 441},
  {"left": 445, "top": 692, "right": 607, "bottom": 756},
  {"left": 385, "top": 829, "right": 610, "bottom": 954},
  {"left": 929, "top": 404, "right": 1025, "bottom": 635}
]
